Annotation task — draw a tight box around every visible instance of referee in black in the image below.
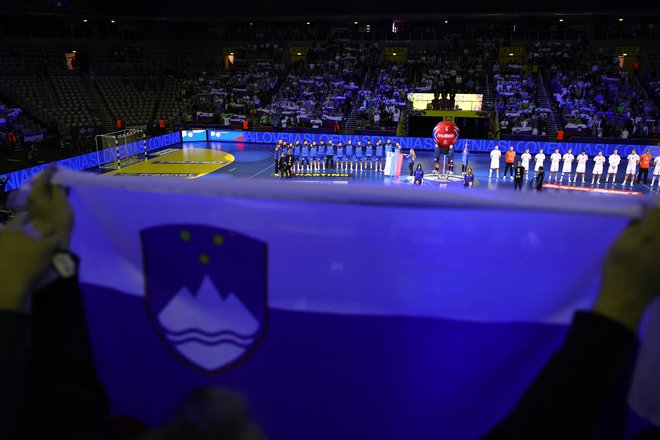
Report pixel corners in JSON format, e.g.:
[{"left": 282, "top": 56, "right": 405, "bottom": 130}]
[{"left": 514, "top": 161, "right": 524, "bottom": 191}]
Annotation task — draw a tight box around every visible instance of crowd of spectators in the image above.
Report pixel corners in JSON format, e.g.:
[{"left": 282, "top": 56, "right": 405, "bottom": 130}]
[
  {"left": 259, "top": 43, "right": 372, "bottom": 129},
  {"left": 355, "top": 39, "right": 494, "bottom": 130},
  {"left": 549, "top": 51, "right": 660, "bottom": 139},
  {"left": 4, "top": 36, "right": 660, "bottom": 141},
  {"left": 194, "top": 65, "right": 284, "bottom": 127},
  {"left": 262, "top": 59, "right": 359, "bottom": 129},
  {"left": 526, "top": 41, "right": 583, "bottom": 68},
  {"left": 494, "top": 65, "right": 549, "bottom": 136},
  {"left": 357, "top": 63, "right": 409, "bottom": 130},
  {"left": 643, "top": 68, "right": 660, "bottom": 135}
]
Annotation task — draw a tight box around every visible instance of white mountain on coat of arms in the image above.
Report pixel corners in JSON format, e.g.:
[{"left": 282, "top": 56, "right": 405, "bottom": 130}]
[{"left": 158, "top": 276, "right": 260, "bottom": 371}]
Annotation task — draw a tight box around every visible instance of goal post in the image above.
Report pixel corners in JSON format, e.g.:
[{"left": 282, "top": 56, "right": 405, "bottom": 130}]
[{"left": 95, "top": 129, "right": 147, "bottom": 170}]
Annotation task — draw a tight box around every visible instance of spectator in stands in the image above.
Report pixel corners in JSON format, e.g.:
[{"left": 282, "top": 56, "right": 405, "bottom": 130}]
[
  {"left": 0, "top": 168, "right": 115, "bottom": 439},
  {"left": 494, "top": 66, "right": 546, "bottom": 136},
  {"left": 549, "top": 53, "right": 659, "bottom": 139},
  {"left": 142, "top": 387, "right": 264, "bottom": 440},
  {"left": 485, "top": 209, "right": 660, "bottom": 439}
]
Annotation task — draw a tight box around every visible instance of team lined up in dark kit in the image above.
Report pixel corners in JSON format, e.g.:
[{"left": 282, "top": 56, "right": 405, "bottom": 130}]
[{"left": 273, "top": 139, "right": 410, "bottom": 177}]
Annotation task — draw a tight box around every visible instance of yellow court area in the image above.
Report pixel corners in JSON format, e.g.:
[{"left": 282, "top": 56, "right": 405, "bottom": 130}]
[{"left": 106, "top": 147, "right": 234, "bottom": 178}]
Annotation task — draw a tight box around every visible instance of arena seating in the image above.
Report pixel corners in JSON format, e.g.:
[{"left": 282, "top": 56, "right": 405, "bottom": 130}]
[
  {"left": 0, "top": 27, "right": 659, "bottom": 142},
  {"left": 0, "top": 76, "right": 53, "bottom": 128},
  {"left": 357, "top": 63, "right": 409, "bottom": 130},
  {"left": 548, "top": 51, "right": 660, "bottom": 139},
  {"left": 156, "top": 77, "right": 195, "bottom": 125},
  {"left": 494, "top": 66, "right": 549, "bottom": 136},
  {"left": 264, "top": 44, "right": 366, "bottom": 129},
  {"left": 49, "top": 76, "right": 102, "bottom": 135},
  {"left": 95, "top": 76, "right": 157, "bottom": 126}
]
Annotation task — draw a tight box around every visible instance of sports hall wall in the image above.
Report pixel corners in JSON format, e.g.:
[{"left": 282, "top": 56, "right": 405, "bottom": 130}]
[
  {"left": 200, "top": 129, "right": 660, "bottom": 158},
  {"left": 1, "top": 132, "right": 182, "bottom": 192}
]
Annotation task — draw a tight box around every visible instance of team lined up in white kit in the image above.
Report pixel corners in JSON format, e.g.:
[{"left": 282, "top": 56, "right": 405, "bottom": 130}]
[{"left": 488, "top": 146, "right": 660, "bottom": 187}]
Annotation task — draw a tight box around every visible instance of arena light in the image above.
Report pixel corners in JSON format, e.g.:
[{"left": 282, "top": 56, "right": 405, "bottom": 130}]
[
  {"left": 297, "top": 52, "right": 302, "bottom": 56},
  {"left": 110, "top": 19, "right": 116, "bottom": 24},
  {"left": 559, "top": 18, "right": 564, "bottom": 22},
  {"left": 444, "top": 20, "right": 449, "bottom": 24},
  {"left": 83, "top": 19, "right": 88, "bottom": 23},
  {"left": 618, "top": 18, "right": 624, "bottom": 22},
  {"left": 623, "top": 53, "right": 628, "bottom": 56},
  {"left": 392, "top": 52, "right": 397, "bottom": 56},
  {"left": 72, "top": 50, "right": 77, "bottom": 53},
  {"left": 509, "top": 53, "right": 514, "bottom": 56},
  {"left": 354, "top": 21, "right": 358, "bottom": 25},
  {"left": 306, "top": 21, "right": 311, "bottom": 25},
  {"left": 249, "top": 22, "right": 253, "bottom": 26}
]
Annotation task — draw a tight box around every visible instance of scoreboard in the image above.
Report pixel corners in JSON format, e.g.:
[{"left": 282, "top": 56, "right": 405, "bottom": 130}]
[{"left": 407, "top": 93, "right": 483, "bottom": 111}]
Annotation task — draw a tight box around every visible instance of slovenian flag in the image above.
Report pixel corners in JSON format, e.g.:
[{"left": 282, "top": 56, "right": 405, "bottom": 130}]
[{"left": 50, "top": 169, "right": 659, "bottom": 438}]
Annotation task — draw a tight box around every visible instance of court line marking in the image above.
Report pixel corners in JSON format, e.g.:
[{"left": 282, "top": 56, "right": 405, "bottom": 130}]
[{"left": 249, "top": 163, "right": 274, "bottom": 179}]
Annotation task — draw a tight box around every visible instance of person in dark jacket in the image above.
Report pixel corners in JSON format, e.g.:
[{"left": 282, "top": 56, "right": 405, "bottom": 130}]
[
  {"left": 535, "top": 166, "right": 545, "bottom": 192},
  {"left": 514, "top": 160, "right": 525, "bottom": 191},
  {"left": 285, "top": 149, "right": 295, "bottom": 178},
  {"left": 325, "top": 141, "right": 335, "bottom": 171},
  {"left": 273, "top": 142, "right": 281, "bottom": 175},
  {"left": 0, "top": 168, "right": 115, "bottom": 440},
  {"left": 485, "top": 209, "right": 660, "bottom": 440},
  {"left": 278, "top": 151, "right": 288, "bottom": 178},
  {"left": 413, "top": 164, "right": 424, "bottom": 185},
  {"left": 446, "top": 144, "right": 455, "bottom": 174}
]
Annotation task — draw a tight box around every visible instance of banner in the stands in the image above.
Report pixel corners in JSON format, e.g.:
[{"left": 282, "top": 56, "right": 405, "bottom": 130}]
[
  {"left": 20, "top": 131, "right": 47, "bottom": 144},
  {"left": 51, "top": 169, "right": 655, "bottom": 440}
]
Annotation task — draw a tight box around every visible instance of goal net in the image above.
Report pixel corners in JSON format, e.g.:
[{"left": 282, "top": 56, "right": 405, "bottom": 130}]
[{"left": 95, "top": 129, "right": 147, "bottom": 170}]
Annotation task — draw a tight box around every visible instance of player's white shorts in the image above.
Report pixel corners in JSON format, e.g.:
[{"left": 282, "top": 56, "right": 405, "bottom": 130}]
[
  {"left": 522, "top": 162, "right": 530, "bottom": 171},
  {"left": 550, "top": 162, "right": 560, "bottom": 172},
  {"left": 593, "top": 165, "right": 604, "bottom": 175},
  {"left": 653, "top": 166, "right": 660, "bottom": 176},
  {"left": 576, "top": 163, "right": 586, "bottom": 173},
  {"left": 562, "top": 164, "right": 572, "bottom": 173},
  {"left": 626, "top": 164, "right": 636, "bottom": 175},
  {"left": 534, "top": 162, "right": 542, "bottom": 172},
  {"left": 608, "top": 165, "right": 618, "bottom": 174}
]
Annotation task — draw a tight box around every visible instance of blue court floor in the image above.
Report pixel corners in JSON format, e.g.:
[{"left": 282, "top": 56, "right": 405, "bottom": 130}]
[{"left": 110, "top": 141, "right": 660, "bottom": 197}]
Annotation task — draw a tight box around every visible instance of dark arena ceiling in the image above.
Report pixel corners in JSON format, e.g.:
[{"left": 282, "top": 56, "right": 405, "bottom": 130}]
[{"left": 2, "top": 0, "right": 659, "bottom": 18}]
